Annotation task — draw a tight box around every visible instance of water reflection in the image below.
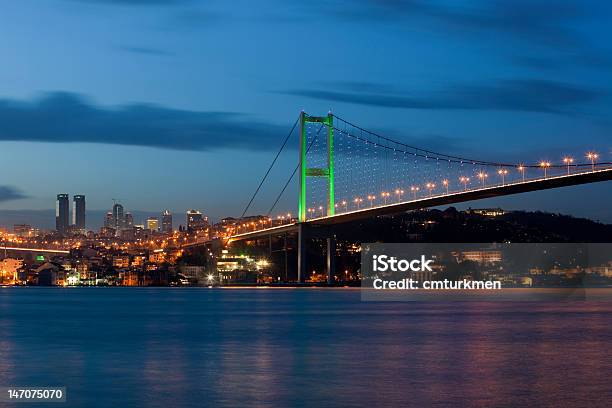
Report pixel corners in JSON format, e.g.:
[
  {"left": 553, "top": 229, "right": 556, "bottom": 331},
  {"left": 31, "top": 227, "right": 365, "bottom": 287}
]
[{"left": 0, "top": 288, "right": 611, "bottom": 407}]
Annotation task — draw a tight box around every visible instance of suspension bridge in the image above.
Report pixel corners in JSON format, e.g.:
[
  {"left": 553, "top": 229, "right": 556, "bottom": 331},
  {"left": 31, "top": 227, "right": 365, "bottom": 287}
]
[{"left": 199, "top": 112, "right": 612, "bottom": 283}]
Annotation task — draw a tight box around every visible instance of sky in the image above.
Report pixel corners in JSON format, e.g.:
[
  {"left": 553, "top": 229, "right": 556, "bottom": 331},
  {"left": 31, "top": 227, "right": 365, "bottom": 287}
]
[{"left": 0, "top": 0, "right": 612, "bottom": 229}]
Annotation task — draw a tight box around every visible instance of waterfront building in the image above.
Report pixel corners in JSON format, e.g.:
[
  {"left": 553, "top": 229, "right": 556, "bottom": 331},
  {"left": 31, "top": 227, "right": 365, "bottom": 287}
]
[
  {"left": 468, "top": 208, "right": 506, "bottom": 217},
  {"left": 0, "top": 258, "right": 23, "bottom": 284},
  {"left": 112, "top": 256, "right": 130, "bottom": 269},
  {"left": 460, "top": 250, "right": 503, "bottom": 264}
]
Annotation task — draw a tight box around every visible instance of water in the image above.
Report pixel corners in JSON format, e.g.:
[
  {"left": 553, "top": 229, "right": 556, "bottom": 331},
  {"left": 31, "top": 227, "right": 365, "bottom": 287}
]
[{"left": 1, "top": 287, "right": 611, "bottom": 407}]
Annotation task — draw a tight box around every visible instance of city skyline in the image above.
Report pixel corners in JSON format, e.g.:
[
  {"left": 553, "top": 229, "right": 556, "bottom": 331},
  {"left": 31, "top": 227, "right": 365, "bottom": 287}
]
[
  {"left": 1, "top": 0, "right": 612, "bottom": 223},
  {"left": 0, "top": 196, "right": 209, "bottom": 231},
  {"left": 2, "top": 4, "right": 611, "bottom": 407}
]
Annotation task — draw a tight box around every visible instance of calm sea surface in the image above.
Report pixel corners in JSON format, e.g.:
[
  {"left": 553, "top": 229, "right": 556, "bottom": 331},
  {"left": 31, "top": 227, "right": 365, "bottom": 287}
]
[{"left": 1, "top": 287, "right": 611, "bottom": 407}]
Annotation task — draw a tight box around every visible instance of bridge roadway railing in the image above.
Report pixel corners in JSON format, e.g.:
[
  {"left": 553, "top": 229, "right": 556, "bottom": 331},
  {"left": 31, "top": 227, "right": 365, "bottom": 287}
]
[{"left": 226, "top": 165, "right": 612, "bottom": 237}]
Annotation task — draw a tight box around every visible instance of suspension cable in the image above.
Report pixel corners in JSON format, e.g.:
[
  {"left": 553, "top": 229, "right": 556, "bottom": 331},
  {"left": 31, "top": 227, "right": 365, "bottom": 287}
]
[
  {"left": 267, "top": 124, "right": 324, "bottom": 216},
  {"left": 239, "top": 115, "right": 300, "bottom": 219},
  {"left": 332, "top": 115, "right": 611, "bottom": 169}
]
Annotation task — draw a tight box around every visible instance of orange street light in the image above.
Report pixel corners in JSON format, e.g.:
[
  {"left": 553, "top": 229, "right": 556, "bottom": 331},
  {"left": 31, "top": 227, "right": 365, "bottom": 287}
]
[
  {"left": 381, "top": 191, "right": 390, "bottom": 205},
  {"left": 410, "top": 186, "right": 420, "bottom": 199},
  {"left": 563, "top": 156, "right": 574, "bottom": 175},
  {"left": 459, "top": 176, "right": 470, "bottom": 191},
  {"left": 586, "top": 152, "right": 599, "bottom": 171},
  {"left": 367, "top": 195, "right": 376, "bottom": 207},
  {"left": 539, "top": 161, "right": 551, "bottom": 178},
  {"left": 425, "top": 183, "right": 436, "bottom": 197},
  {"left": 497, "top": 168, "right": 509, "bottom": 185},
  {"left": 394, "top": 189, "right": 404, "bottom": 202},
  {"left": 517, "top": 164, "right": 526, "bottom": 182},
  {"left": 477, "top": 171, "right": 488, "bottom": 187},
  {"left": 442, "top": 179, "right": 449, "bottom": 194}
]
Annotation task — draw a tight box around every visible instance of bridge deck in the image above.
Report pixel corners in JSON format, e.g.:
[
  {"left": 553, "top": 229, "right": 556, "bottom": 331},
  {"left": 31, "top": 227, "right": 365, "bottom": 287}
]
[
  {"left": 224, "top": 167, "right": 612, "bottom": 242},
  {"left": 1, "top": 246, "right": 70, "bottom": 254}
]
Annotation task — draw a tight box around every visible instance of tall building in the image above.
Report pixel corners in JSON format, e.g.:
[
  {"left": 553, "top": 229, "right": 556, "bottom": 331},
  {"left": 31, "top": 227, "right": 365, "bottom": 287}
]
[
  {"left": 125, "top": 212, "right": 134, "bottom": 228},
  {"left": 146, "top": 217, "right": 159, "bottom": 232},
  {"left": 162, "top": 210, "right": 173, "bottom": 234},
  {"left": 186, "top": 210, "right": 207, "bottom": 231},
  {"left": 112, "top": 203, "right": 125, "bottom": 231},
  {"left": 72, "top": 195, "right": 86, "bottom": 232},
  {"left": 56, "top": 194, "right": 69, "bottom": 234},
  {"left": 104, "top": 212, "right": 114, "bottom": 229}
]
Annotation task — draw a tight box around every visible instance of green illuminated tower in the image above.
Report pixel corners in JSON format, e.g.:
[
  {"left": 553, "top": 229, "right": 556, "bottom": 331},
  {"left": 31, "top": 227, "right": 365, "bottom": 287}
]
[{"left": 298, "top": 112, "right": 335, "bottom": 222}]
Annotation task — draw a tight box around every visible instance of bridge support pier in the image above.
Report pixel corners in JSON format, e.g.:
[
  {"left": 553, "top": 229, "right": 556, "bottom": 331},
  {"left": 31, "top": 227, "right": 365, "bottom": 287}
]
[
  {"left": 297, "top": 224, "right": 307, "bottom": 283},
  {"left": 284, "top": 233, "right": 288, "bottom": 282},
  {"left": 326, "top": 237, "right": 335, "bottom": 285}
]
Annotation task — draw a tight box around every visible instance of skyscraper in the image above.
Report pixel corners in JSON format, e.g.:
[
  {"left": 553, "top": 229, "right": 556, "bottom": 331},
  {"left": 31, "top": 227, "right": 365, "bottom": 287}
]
[
  {"left": 146, "top": 217, "right": 159, "bottom": 232},
  {"left": 112, "top": 203, "right": 125, "bottom": 231},
  {"left": 162, "top": 210, "right": 173, "bottom": 234},
  {"left": 104, "top": 212, "right": 114, "bottom": 229},
  {"left": 125, "top": 212, "right": 134, "bottom": 228},
  {"left": 56, "top": 194, "right": 69, "bottom": 234},
  {"left": 72, "top": 195, "right": 86, "bottom": 232},
  {"left": 186, "top": 210, "right": 207, "bottom": 231}
]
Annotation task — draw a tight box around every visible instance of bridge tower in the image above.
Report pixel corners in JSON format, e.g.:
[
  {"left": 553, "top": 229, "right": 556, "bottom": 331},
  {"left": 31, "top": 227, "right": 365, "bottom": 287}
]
[
  {"left": 297, "top": 112, "right": 335, "bottom": 283},
  {"left": 298, "top": 112, "right": 335, "bottom": 222}
]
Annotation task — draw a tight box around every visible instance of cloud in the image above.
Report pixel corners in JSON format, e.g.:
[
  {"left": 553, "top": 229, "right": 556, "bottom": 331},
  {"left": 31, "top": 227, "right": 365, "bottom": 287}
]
[
  {"left": 0, "top": 186, "right": 27, "bottom": 203},
  {"left": 283, "top": 79, "right": 602, "bottom": 114},
  {"left": 118, "top": 46, "right": 174, "bottom": 56},
  {"left": 285, "top": 0, "right": 595, "bottom": 50},
  {"left": 0, "top": 92, "right": 288, "bottom": 151},
  {"left": 514, "top": 51, "right": 612, "bottom": 71}
]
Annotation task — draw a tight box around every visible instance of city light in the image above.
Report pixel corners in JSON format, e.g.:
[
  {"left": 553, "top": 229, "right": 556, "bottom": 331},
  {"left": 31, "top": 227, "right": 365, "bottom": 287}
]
[
  {"left": 517, "top": 164, "right": 526, "bottom": 182},
  {"left": 539, "top": 161, "right": 551, "bottom": 178},
  {"left": 410, "top": 186, "right": 420, "bottom": 199},
  {"left": 380, "top": 192, "right": 390, "bottom": 205},
  {"left": 425, "top": 183, "right": 436, "bottom": 197},
  {"left": 367, "top": 195, "right": 376, "bottom": 207},
  {"left": 586, "top": 152, "right": 599, "bottom": 171},
  {"left": 442, "top": 179, "right": 449, "bottom": 194},
  {"left": 497, "top": 168, "right": 508, "bottom": 185},
  {"left": 477, "top": 172, "right": 488, "bottom": 187},
  {"left": 563, "top": 156, "right": 574, "bottom": 174},
  {"left": 459, "top": 176, "right": 470, "bottom": 191},
  {"left": 394, "top": 189, "right": 404, "bottom": 202},
  {"left": 353, "top": 197, "right": 363, "bottom": 210}
]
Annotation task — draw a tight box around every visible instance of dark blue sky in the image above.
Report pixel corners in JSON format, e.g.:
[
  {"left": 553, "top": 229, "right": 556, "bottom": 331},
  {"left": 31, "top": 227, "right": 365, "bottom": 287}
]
[{"left": 1, "top": 0, "right": 611, "bottom": 227}]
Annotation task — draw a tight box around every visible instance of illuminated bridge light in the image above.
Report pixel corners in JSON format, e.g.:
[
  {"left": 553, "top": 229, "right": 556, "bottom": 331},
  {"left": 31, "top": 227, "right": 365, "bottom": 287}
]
[
  {"left": 539, "top": 161, "right": 551, "bottom": 178},
  {"left": 217, "top": 113, "right": 611, "bottom": 245},
  {"left": 587, "top": 152, "right": 599, "bottom": 171},
  {"left": 477, "top": 172, "right": 488, "bottom": 187}
]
